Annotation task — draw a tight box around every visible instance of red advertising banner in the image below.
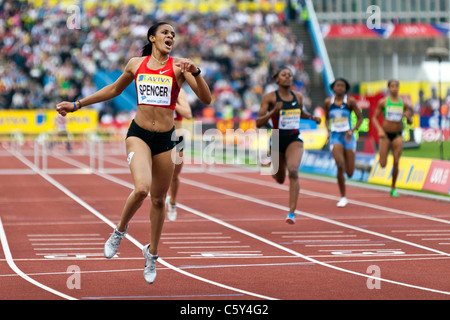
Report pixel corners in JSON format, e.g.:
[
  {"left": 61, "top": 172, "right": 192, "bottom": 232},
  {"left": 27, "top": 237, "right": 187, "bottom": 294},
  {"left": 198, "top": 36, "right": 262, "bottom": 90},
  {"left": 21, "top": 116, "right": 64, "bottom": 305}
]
[
  {"left": 322, "top": 23, "right": 446, "bottom": 39},
  {"left": 389, "top": 24, "right": 443, "bottom": 38},
  {"left": 321, "top": 24, "right": 379, "bottom": 39},
  {"left": 422, "top": 160, "right": 450, "bottom": 194},
  {"left": 421, "top": 128, "right": 450, "bottom": 142}
]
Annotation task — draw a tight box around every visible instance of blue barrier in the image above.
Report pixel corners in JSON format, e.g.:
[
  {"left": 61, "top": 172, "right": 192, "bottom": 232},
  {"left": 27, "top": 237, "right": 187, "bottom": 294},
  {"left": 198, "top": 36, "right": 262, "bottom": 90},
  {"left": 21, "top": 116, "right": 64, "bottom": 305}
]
[{"left": 300, "top": 150, "right": 376, "bottom": 182}]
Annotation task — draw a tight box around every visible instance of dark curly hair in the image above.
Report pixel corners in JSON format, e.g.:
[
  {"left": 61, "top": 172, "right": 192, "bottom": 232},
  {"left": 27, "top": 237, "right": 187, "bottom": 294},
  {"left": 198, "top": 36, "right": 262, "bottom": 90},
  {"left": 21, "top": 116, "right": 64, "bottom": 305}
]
[{"left": 330, "top": 78, "right": 351, "bottom": 93}]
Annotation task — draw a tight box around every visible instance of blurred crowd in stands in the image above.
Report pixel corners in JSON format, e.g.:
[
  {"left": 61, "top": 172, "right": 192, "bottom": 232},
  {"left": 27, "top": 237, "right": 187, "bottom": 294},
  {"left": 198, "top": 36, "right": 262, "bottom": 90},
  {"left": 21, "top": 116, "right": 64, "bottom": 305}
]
[{"left": 0, "top": 0, "right": 311, "bottom": 122}]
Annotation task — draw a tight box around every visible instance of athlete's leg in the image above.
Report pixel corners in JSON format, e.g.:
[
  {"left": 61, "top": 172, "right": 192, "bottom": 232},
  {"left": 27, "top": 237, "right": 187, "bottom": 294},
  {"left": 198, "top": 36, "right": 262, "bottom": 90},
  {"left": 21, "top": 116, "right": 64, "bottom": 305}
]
[
  {"left": 148, "top": 149, "right": 175, "bottom": 255},
  {"left": 272, "top": 150, "right": 286, "bottom": 185},
  {"left": 344, "top": 148, "right": 356, "bottom": 178},
  {"left": 117, "top": 137, "right": 152, "bottom": 232},
  {"left": 377, "top": 134, "right": 391, "bottom": 168},
  {"left": 284, "top": 141, "right": 303, "bottom": 213},
  {"left": 331, "top": 143, "right": 346, "bottom": 198},
  {"left": 391, "top": 135, "right": 403, "bottom": 193},
  {"left": 169, "top": 150, "right": 183, "bottom": 204}
]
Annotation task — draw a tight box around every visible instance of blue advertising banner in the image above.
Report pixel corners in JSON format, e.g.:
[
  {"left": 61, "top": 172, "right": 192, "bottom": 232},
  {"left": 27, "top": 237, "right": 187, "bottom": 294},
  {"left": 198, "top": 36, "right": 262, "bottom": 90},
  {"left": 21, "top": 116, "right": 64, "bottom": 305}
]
[{"left": 300, "top": 150, "right": 376, "bottom": 182}]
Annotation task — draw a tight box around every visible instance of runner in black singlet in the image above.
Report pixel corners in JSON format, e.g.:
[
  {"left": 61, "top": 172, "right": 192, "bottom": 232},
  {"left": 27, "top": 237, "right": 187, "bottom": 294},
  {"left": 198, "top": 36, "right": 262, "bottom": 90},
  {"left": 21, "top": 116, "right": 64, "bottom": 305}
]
[{"left": 257, "top": 67, "right": 321, "bottom": 224}]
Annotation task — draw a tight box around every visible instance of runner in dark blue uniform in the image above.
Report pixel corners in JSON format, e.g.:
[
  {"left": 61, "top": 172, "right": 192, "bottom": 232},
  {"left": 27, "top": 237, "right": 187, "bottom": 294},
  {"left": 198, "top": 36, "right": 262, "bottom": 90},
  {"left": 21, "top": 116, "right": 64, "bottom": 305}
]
[{"left": 257, "top": 67, "right": 321, "bottom": 224}]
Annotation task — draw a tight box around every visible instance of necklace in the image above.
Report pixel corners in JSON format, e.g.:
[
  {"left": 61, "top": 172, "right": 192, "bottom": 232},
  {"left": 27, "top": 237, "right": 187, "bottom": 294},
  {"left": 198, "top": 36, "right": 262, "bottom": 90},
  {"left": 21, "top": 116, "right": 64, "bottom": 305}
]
[{"left": 151, "top": 55, "right": 169, "bottom": 65}]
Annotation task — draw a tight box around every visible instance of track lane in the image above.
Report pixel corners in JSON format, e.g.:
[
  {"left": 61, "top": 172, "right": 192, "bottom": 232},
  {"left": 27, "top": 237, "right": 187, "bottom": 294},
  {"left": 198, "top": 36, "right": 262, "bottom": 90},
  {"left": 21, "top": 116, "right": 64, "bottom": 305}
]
[
  {"left": 1, "top": 148, "right": 278, "bottom": 300},
  {"left": 64, "top": 165, "right": 450, "bottom": 298},
  {"left": 1, "top": 145, "right": 450, "bottom": 299}
]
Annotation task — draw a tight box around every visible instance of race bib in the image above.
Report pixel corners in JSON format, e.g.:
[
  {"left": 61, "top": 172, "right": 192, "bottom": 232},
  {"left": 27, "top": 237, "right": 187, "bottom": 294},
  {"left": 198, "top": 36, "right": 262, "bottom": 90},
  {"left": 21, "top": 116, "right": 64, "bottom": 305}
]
[
  {"left": 136, "top": 74, "right": 172, "bottom": 106},
  {"left": 385, "top": 105, "right": 403, "bottom": 122},
  {"left": 279, "top": 109, "right": 300, "bottom": 130},
  {"left": 331, "top": 117, "right": 350, "bottom": 132}
]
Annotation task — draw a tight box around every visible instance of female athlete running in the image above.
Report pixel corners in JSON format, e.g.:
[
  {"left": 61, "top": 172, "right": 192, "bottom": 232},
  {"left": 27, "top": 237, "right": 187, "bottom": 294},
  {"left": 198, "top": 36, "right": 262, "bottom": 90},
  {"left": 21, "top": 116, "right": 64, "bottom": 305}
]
[
  {"left": 257, "top": 67, "right": 321, "bottom": 224},
  {"left": 372, "top": 80, "right": 413, "bottom": 197},
  {"left": 56, "top": 22, "right": 211, "bottom": 284},
  {"left": 324, "top": 78, "right": 363, "bottom": 207}
]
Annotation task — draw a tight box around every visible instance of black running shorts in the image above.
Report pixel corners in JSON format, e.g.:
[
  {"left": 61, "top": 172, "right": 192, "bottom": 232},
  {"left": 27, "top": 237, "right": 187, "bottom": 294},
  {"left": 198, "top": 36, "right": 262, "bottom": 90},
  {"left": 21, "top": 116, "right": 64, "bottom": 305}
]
[{"left": 126, "top": 119, "right": 176, "bottom": 156}]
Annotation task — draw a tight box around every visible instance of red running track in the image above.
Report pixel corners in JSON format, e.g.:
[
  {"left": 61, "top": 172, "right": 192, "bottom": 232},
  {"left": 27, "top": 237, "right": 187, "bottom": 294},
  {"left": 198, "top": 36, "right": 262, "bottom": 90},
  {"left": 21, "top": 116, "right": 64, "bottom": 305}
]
[{"left": 1, "top": 142, "right": 450, "bottom": 303}]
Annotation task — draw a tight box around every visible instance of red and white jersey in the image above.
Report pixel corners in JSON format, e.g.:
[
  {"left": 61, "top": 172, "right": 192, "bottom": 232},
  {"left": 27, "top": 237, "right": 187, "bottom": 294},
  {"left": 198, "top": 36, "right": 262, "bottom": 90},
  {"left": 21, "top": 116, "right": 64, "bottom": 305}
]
[{"left": 134, "top": 55, "right": 180, "bottom": 111}]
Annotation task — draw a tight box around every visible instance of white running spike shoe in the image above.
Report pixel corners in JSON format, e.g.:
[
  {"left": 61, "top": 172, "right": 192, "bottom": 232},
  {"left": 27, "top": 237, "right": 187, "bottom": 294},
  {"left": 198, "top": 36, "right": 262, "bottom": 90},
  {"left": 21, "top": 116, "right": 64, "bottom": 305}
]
[
  {"left": 104, "top": 227, "right": 127, "bottom": 259},
  {"left": 166, "top": 196, "right": 177, "bottom": 221},
  {"left": 143, "top": 244, "right": 159, "bottom": 284},
  {"left": 337, "top": 197, "right": 348, "bottom": 208}
]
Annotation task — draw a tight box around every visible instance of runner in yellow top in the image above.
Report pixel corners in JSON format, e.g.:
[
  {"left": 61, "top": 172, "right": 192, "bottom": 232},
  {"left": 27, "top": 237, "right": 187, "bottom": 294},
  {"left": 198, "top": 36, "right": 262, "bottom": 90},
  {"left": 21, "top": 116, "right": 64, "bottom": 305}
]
[{"left": 372, "top": 80, "right": 413, "bottom": 197}]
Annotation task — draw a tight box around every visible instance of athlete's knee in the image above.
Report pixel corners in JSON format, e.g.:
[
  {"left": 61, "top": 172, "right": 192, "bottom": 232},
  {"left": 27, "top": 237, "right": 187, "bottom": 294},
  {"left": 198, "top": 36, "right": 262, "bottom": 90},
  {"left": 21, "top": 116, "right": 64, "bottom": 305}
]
[
  {"left": 134, "top": 184, "right": 150, "bottom": 201},
  {"left": 151, "top": 195, "right": 165, "bottom": 209},
  {"left": 346, "top": 169, "right": 354, "bottom": 178},
  {"left": 287, "top": 167, "right": 299, "bottom": 180},
  {"left": 171, "top": 173, "right": 180, "bottom": 184},
  {"left": 335, "top": 161, "right": 345, "bottom": 172},
  {"left": 379, "top": 159, "right": 387, "bottom": 168}
]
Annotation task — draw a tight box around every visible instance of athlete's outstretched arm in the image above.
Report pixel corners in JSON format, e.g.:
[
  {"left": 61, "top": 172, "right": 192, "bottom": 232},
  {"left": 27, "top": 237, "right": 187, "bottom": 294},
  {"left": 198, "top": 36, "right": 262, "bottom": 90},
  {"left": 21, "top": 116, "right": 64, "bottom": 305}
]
[{"left": 56, "top": 58, "right": 137, "bottom": 116}]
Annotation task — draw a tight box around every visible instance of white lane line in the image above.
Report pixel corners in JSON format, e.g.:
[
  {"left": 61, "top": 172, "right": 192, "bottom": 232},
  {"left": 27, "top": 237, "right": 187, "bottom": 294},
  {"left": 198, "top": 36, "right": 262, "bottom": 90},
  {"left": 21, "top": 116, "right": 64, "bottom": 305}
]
[
  {"left": 8, "top": 148, "right": 277, "bottom": 301},
  {"left": 212, "top": 172, "right": 450, "bottom": 225},
  {"left": 281, "top": 235, "right": 358, "bottom": 238},
  {"left": 34, "top": 253, "right": 106, "bottom": 257},
  {"left": 292, "top": 240, "right": 372, "bottom": 243},
  {"left": 180, "top": 251, "right": 262, "bottom": 254},
  {"left": 161, "top": 236, "right": 231, "bottom": 240},
  {"left": 33, "top": 248, "right": 104, "bottom": 251},
  {"left": 79, "top": 155, "right": 450, "bottom": 296},
  {"left": 181, "top": 177, "right": 450, "bottom": 258},
  {"left": 2, "top": 253, "right": 447, "bottom": 264},
  {"left": 393, "top": 230, "right": 450, "bottom": 233},
  {"left": 164, "top": 233, "right": 224, "bottom": 236},
  {"left": 319, "top": 249, "right": 402, "bottom": 252},
  {"left": 28, "top": 238, "right": 104, "bottom": 241},
  {"left": 305, "top": 244, "right": 386, "bottom": 247},
  {"left": 163, "top": 241, "right": 240, "bottom": 244},
  {"left": 18, "top": 149, "right": 450, "bottom": 296},
  {"left": 273, "top": 231, "right": 345, "bottom": 234},
  {"left": 1, "top": 256, "right": 449, "bottom": 279},
  {"left": 28, "top": 234, "right": 101, "bottom": 237},
  {"left": 0, "top": 217, "right": 76, "bottom": 300},
  {"left": 406, "top": 234, "right": 450, "bottom": 237},
  {"left": 171, "top": 247, "right": 251, "bottom": 251},
  {"left": 174, "top": 200, "right": 450, "bottom": 296},
  {"left": 195, "top": 253, "right": 263, "bottom": 257},
  {"left": 31, "top": 243, "right": 105, "bottom": 246}
]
